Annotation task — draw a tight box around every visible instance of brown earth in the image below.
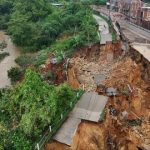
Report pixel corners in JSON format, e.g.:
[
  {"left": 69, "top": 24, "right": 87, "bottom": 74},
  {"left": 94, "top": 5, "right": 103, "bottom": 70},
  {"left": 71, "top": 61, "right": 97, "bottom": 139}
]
[
  {"left": 68, "top": 42, "right": 122, "bottom": 91},
  {"left": 40, "top": 57, "right": 67, "bottom": 85},
  {"left": 45, "top": 42, "right": 150, "bottom": 150}
]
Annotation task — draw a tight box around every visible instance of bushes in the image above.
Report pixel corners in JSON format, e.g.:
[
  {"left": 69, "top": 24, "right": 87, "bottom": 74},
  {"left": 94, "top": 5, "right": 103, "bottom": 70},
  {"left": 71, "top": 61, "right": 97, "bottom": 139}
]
[
  {"left": 0, "top": 121, "right": 8, "bottom": 150},
  {"left": 27, "top": 4, "right": 99, "bottom": 65},
  {"left": 7, "top": 0, "right": 53, "bottom": 51},
  {"left": 15, "top": 55, "right": 35, "bottom": 67},
  {"left": 9, "top": 130, "right": 32, "bottom": 150},
  {"left": 0, "top": 52, "right": 9, "bottom": 61},
  {"left": 7, "top": 67, "right": 22, "bottom": 83},
  {"left": 55, "top": 84, "right": 76, "bottom": 114},
  {"left": 0, "top": 69, "right": 81, "bottom": 148},
  {"left": 6, "top": 1, "right": 98, "bottom": 52},
  {"left": 15, "top": 52, "right": 49, "bottom": 67},
  {"left": 34, "top": 50, "right": 50, "bottom": 66},
  {"left": 0, "top": 0, "right": 13, "bottom": 29},
  {"left": 93, "top": 0, "right": 106, "bottom": 5},
  {"left": 0, "top": 41, "right": 7, "bottom": 49},
  {"left": 1, "top": 1, "right": 99, "bottom": 67}
]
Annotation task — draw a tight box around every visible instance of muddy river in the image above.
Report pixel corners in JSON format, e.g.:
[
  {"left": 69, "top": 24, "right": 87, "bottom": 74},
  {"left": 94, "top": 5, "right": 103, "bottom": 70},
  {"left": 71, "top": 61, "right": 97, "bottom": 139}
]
[{"left": 0, "top": 31, "right": 21, "bottom": 88}]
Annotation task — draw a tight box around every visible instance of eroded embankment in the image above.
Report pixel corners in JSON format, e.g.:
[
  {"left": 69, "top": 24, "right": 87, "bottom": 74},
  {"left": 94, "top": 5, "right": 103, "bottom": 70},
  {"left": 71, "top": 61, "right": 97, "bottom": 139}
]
[
  {"left": 45, "top": 42, "right": 150, "bottom": 150},
  {"left": 130, "top": 46, "right": 150, "bottom": 82}
]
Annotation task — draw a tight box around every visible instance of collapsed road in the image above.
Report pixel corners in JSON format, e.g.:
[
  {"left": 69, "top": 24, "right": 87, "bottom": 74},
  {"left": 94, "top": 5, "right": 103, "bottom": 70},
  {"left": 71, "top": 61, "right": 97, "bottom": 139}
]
[{"left": 45, "top": 10, "right": 150, "bottom": 150}]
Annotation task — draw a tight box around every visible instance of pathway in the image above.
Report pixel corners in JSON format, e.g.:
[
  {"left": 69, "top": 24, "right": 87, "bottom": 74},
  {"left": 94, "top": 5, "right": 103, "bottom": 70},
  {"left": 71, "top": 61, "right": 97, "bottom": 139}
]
[
  {"left": 53, "top": 92, "right": 108, "bottom": 146},
  {"left": 93, "top": 15, "right": 112, "bottom": 44}
]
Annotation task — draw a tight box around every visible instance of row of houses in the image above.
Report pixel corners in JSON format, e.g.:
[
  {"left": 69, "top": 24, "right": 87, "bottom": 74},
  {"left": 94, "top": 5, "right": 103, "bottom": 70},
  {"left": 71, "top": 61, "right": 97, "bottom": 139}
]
[{"left": 108, "top": 0, "right": 150, "bottom": 30}]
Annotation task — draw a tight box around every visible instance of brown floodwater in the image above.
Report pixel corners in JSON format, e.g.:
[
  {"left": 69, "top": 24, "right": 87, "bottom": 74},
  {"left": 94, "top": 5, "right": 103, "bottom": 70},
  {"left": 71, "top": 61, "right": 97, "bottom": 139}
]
[{"left": 0, "top": 31, "right": 21, "bottom": 88}]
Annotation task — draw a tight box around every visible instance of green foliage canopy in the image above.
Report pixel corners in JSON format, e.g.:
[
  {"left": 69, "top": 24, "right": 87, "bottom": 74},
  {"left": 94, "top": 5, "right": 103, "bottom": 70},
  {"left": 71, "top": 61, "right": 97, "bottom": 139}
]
[
  {"left": 0, "top": 69, "right": 79, "bottom": 149},
  {"left": 1, "top": 69, "right": 57, "bottom": 135}
]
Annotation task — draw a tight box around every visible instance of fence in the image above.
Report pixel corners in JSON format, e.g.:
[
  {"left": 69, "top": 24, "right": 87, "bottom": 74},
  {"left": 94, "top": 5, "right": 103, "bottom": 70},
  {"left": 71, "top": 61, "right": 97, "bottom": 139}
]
[{"left": 34, "top": 90, "right": 83, "bottom": 150}]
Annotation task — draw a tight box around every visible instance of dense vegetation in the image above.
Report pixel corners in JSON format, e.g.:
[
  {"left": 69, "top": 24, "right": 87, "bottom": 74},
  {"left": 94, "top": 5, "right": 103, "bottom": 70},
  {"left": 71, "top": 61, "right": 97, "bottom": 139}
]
[
  {"left": 7, "top": 67, "right": 23, "bottom": 83},
  {"left": 0, "top": 0, "right": 99, "bottom": 68},
  {"left": 0, "top": 0, "right": 13, "bottom": 29},
  {"left": 0, "top": 0, "right": 99, "bottom": 52},
  {"left": 0, "top": 69, "right": 81, "bottom": 149},
  {"left": 0, "top": 0, "right": 101, "bottom": 149},
  {"left": 0, "top": 52, "right": 9, "bottom": 61}
]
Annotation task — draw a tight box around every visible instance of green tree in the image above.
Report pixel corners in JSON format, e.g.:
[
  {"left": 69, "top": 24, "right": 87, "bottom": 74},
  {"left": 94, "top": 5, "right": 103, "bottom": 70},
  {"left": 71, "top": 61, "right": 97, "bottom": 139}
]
[
  {"left": 55, "top": 84, "right": 76, "bottom": 113},
  {"left": 81, "top": 10, "right": 98, "bottom": 44},
  {"left": 0, "top": 0, "right": 13, "bottom": 29},
  {"left": 8, "top": 0, "right": 53, "bottom": 51},
  {"left": 0, "top": 121, "right": 7, "bottom": 150},
  {"left": 7, "top": 67, "right": 22, "bottom": 83},
  {"left": 1, "top": 69, "right": 57, "bottom": 135}
]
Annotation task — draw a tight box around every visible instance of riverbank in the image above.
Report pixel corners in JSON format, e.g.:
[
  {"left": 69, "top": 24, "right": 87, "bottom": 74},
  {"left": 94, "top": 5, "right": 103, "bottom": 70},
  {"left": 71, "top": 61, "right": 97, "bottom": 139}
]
[{"left": 0, "top": 31, "right": 20, "bottom": 88}]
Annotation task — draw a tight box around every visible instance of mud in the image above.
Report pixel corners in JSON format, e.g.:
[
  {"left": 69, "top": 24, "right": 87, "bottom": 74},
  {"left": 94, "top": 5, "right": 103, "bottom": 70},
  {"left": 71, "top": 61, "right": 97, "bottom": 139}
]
[
  {"left": 68, "top": 42, "right": 122, "bottom": 91},
  {"left": 41, "top": 58, "right": 67, "bottom": 85},
  {"left": 45, "top": 42, "right": 150, "bottom": 150}
]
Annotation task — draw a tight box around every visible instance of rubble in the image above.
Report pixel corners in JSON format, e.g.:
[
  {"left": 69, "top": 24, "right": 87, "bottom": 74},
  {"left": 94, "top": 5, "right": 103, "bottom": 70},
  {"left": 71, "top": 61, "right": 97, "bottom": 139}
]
[
  {"left": 0, "top": 40, "right": 7, "bottom": 50},
  {"left": 46, "top": 42, "right": 150, "bottom": 150},
  {"left": 68, "top": 42, "right": 122, "bottom": 91},
  {"left": 106, "top": 87, "right": 118, "bottom": 96}
]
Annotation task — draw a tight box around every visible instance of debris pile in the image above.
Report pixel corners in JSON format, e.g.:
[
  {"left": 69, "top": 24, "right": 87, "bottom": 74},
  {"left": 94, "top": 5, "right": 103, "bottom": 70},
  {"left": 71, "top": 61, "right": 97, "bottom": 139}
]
[
  {"left": 69, "top": 46, "right": 121, "bottom": 91},
  {"left": 45, "top": 43, "right": 150, "bottom": 150}
]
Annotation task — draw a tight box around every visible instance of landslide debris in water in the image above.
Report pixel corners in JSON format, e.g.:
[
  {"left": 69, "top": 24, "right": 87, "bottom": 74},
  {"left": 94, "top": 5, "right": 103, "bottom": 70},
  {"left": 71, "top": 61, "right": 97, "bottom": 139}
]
[{"left": 46, "top": 43, "right": 150, "bottom": 150}]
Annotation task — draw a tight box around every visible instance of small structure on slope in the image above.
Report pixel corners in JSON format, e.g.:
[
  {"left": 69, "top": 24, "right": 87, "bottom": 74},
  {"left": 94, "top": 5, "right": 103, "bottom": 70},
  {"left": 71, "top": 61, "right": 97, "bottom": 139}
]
[{"left": 53, "top": 92, "right": 108, "bottom": 146}]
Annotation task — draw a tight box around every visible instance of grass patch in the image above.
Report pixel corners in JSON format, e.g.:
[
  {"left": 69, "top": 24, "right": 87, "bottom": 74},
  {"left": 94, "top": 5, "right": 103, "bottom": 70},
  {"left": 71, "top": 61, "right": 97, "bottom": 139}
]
[{"left": 15, "top": 55, "right": 35, "bottom": 67}]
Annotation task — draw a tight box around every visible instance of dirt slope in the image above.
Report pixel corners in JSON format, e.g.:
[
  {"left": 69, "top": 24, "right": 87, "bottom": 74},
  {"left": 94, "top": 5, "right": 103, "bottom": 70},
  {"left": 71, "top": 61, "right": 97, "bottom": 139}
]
[{"left": 46, "top": 43, "right": 150, "bottom": 150}]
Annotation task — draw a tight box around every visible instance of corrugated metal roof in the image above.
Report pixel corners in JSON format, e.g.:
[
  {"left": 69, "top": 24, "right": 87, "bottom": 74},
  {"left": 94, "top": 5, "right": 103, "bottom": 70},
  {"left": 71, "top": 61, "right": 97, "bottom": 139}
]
[
  {"left": 53, "top": 117, "right": 81, "bottom": 145},
  {"left": 53, "top": 92, "right": 108, "bottom": 146},
  {"left": 70, "top": 92, "right": 108, "bottom": 122}
]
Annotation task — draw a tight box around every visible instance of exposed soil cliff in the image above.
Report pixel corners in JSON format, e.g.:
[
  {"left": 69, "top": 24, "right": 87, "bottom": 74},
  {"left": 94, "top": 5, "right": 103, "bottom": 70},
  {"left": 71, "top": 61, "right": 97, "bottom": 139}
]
[{"left": 45, "top": 42, "right": 150, "bottom": 150}]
